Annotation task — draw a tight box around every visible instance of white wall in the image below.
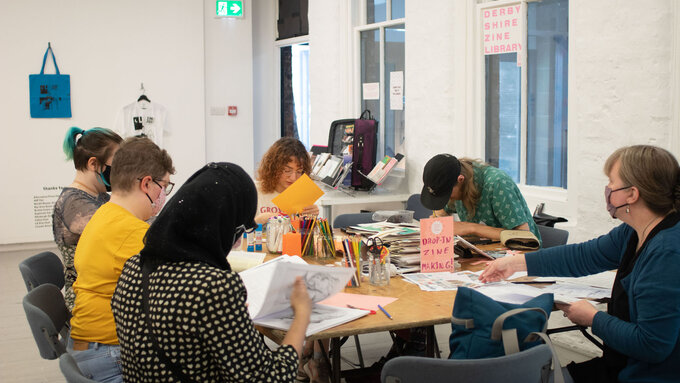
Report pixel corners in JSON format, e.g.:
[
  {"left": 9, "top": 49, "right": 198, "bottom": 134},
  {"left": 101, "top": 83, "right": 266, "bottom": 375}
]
[
  {"left": 566, "top": 0, "right": 674, "bottom": 242},
  {"left": 308, "top": 0, "right": 354, "bottom": 147},
  {"left": 1, "top": 0, "right": 677, "bottom": 245},
  {"left": 204, "top": 0, "right": 256, "bottom": 174},
  {"left": 0, "top": 0, "right": 205, "bottom": 245},
  {"left": 253, "top": 0, "right": 354, "bottom": 172},
  {"left": 404, "top": 0, "right": 677, "bottom": 243},
  {"left": 252, "top": 0, "right": 278, "bottom": 167},
  {"left": 276, "top": 0, "right": 677, "bottom": 243}
]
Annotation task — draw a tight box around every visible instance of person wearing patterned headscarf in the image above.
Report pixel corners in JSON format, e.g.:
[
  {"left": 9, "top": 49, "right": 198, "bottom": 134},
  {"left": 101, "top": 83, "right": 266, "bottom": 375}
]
[{"left": 111, "top": 162, "right": 311, "bottom": 382}]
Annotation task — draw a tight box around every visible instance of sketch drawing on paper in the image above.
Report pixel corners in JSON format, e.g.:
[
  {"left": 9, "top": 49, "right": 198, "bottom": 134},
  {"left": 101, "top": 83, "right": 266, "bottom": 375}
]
[{"left": 304, "top": 271, "right": 344, "bottom": 302}]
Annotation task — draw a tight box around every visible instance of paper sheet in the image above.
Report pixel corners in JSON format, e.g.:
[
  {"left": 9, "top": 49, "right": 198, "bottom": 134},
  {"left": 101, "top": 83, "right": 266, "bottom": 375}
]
[
  {"left": 401, "top": 271, "right": 483, "bottom": 291},
  {"left": 271, "top": 174, "right": 324, "bottom": 215},
  {"left": 389, "top": 71, "right": 404, "bottom": 110},
  {"left": 318, "top": 292, "right": 398, "bottom": 311},
  {"left": 227, "top": 251, "right": 266, "bottom": 272},
  {"left": 540, "top": 283, "right": 611, "bottom": 300},
  {"left": 254, "top": 305, "right": 368, "bottom": 337},
  {"left": 362, "top": 82, "right": 380, "bottom": 100},
  {"left": 533, "top": 270, "right": 616, "bottom": 289}
]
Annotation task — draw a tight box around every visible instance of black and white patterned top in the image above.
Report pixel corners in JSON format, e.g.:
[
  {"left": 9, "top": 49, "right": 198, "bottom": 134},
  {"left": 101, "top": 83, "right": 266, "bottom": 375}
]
[{"left": 111, "top": 254, "right": 298, "bottom": 382}]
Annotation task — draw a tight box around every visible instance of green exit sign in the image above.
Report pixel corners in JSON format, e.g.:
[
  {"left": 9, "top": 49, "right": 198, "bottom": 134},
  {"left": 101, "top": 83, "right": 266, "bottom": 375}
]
[{"left": 216, "top": 1, "right": 243, "bottom": 18}]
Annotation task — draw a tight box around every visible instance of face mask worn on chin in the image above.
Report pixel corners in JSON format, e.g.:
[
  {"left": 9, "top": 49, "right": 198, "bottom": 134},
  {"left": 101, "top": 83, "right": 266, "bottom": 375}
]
[
  {"left": 146, "top": 187, "right": 166, "bottom": 216},
  {"left": 604, "top": 185, "right": 632, "bottom": 219},
  {"left": 97, "top": 165, "right": 112, "bottom": 192}
]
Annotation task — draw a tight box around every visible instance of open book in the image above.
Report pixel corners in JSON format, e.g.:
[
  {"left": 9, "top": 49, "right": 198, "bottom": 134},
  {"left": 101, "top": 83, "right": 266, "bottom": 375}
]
[{"left": 239, "top": 255, "right": 368, "bottom": 336}]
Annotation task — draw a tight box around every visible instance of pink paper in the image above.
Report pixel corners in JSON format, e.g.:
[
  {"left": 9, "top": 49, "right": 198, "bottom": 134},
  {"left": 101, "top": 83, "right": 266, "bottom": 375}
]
[
  {"left": 420, "top": 216, "right": 455, "bottom": 272},
  {"left": 318, "top": 292, "right": 397, "bottom": 311}
]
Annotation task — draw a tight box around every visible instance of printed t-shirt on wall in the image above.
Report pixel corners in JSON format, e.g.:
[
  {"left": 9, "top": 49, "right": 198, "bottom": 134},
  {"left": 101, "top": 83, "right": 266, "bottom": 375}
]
[{"left": 114, "top": 100, "right": 169, "bottom": 148}]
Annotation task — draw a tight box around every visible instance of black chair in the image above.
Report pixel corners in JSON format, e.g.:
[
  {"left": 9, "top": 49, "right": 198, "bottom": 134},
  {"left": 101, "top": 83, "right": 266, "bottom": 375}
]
[
  {"left": 406, "top": 193, "right": 431, "bottom": 221},
  {"left": 22, "top": 283, "right": 71, "bottom": 359},
  {"left": 18, "top": 251, "right": 64, "bottom": 292},
  {"left": 537, "top": 225, "right": 569, "bottom": 248},
  {"left": 332, "top": 212, "right": 375, "bottom": 228},
  {"left": 381, "top": 344, "right": 564, "bottom": 383},
  {"left": 59, "top": 353, "right": 98, "bottom": 383}
]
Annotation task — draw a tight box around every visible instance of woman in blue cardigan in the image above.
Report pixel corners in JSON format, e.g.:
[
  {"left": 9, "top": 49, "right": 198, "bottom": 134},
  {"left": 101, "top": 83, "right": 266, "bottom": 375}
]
[{"left": 480, "top": 145, "right": 680, "bottom": 383}]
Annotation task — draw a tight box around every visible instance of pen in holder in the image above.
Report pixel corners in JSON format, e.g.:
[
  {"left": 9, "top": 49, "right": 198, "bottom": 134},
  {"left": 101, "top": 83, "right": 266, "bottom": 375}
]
[
  {"left": 366, "top": 237, "right": 389, "bottom": 286},
  {"left": 266, "top": 216, "right": 293, "bottom": 253}
]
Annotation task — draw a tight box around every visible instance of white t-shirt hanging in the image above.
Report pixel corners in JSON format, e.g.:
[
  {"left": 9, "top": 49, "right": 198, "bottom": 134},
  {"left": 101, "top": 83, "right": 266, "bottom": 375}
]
[{"left": 114, "top": 100, "right": 169, "bottom": 148}]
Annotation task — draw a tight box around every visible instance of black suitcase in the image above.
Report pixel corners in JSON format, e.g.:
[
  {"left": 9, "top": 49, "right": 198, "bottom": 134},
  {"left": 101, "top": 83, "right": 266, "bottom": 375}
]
[
  {"left": 326, "top": 110, "right": 378, "bottom": 190},
  {"left": 327, "top": 118, "right": 356, "bottom": 156}
]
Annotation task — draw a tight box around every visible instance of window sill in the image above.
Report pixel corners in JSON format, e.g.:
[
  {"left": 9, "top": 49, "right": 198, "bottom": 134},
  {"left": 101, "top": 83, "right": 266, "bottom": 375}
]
[{"left": 518, "top": 184, "right": 575, "bottom": 224}]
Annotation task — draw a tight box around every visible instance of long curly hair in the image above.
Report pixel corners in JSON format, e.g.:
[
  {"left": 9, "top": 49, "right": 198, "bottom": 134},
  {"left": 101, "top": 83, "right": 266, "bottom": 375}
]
[{"left": 257, "top": 137, "right": 311, "bottom": 193}]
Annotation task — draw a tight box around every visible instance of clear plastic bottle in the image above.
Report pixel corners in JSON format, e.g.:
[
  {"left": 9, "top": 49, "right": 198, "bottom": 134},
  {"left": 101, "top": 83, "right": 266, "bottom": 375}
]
[
  {"left": 247, "top": 230, "right": 255, "bottom": 252},
  {"left": 255, "top": 224, "right": 263, "bottom": 252}
]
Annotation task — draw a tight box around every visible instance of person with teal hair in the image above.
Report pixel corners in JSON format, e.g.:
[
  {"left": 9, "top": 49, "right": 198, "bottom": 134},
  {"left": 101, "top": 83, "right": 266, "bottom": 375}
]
[{"left": 52, "top": 126, "right": 122, "bottom": 310}]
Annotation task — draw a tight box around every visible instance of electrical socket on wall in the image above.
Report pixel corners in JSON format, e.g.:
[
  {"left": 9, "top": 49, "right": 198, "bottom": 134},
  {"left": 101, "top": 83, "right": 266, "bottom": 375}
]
[{"left": 210, "top": 106, "right": 226, "bottom": 116}]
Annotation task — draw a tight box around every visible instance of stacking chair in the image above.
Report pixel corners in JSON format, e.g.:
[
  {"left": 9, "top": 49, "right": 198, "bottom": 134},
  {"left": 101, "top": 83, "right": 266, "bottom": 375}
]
[
  {"left": 381, "top": 344, "right": 562, "bottom": 383},
  {"left": 59, "top": 353, "right": 97, "bottom": 383},
  {"left": 22, "top": 283, "right": 71, "bottom": 359},
  {"left": 18, "top": 251, "right": 65, "bottom": 291},
  {"left": 332, "top": 212, "right": 375, "bottom": 228},
  {"left": 537, "top": 225, "right": 569, "bottom": 248},
  {"left": 406, "top": 193, "right": 431, "bottom": 221}
]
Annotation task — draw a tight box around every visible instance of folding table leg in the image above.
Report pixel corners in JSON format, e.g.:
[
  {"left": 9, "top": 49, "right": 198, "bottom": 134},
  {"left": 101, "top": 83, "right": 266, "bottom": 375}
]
[
  {"left": 331, "top": 337, "right": 341, "bottom": 383},
  {"left": 354, "top": 335, "right": 365, "bottom": 368}
]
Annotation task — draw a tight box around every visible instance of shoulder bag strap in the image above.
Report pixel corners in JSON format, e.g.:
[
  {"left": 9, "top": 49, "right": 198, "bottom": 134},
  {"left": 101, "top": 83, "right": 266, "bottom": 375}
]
[
  {"left": 141, "top": 265, "right": 198, "bottom": 383},
  {"left": 40, "top": 42, "right": 60, "bottom": 75},
  {"left": 490, "top": 307, "right": 548, "bottom": 355},
  {"left": 359, "top": 109, "right": 372, "bottom": 120}
]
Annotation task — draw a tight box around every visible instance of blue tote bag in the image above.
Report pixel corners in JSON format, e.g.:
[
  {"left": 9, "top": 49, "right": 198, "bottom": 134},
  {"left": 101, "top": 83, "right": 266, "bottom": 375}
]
[
  {"left": 29, "top": 43, "right": 71, "bottom": 118},
  {"left": 449, "top": 286, "right": 554, "bottom": 359}
]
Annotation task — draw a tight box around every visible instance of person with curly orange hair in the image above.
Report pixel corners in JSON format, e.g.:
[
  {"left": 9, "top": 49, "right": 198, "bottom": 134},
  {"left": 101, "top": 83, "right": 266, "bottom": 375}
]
[{"left": 255, "top": 137, "right": 319, "bottom": 224}]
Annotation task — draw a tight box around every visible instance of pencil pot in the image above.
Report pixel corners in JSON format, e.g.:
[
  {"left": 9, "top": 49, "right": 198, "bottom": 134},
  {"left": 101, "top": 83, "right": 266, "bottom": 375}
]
[
  {"left": 368, "top": 253, "right": 390, "bottom": 286},
  {"left": 312, "top": 225, "right": 334, "bottom": 259},
  {"left": 266, "top": 216, "right": 292, "bottom": 253}
]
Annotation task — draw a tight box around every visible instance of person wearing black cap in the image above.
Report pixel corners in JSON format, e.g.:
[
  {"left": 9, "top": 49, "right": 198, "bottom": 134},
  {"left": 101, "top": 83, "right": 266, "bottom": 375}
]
[
  {"left": 421, "top": 154, "right": 540, "bottom": 242},
  {"left": 111, "top": 162, "right": 312, "bottom": 382}
]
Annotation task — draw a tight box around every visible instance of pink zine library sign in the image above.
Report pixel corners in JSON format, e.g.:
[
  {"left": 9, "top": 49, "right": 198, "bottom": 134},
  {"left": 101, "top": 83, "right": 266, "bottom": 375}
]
[
  {"left": 420, "top": 216, "right": 455, "bottom": 273},
  {"left": 482, "top": 2, "right": 524, "bottom": 65}
]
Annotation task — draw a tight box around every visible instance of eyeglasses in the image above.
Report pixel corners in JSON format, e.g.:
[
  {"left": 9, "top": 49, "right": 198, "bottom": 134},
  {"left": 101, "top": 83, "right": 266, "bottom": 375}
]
[
  {"left": 233, "top": 224, "right": 255, "bottom": 246},
  {"left": 137, "top": 178, "right": 175, "bottom": 196},
  {"left": 153, "top": 180, "right": 175, "bottom": 195},
  {"left": 282, "top": 168, "right": 304, "bottom": 177}
]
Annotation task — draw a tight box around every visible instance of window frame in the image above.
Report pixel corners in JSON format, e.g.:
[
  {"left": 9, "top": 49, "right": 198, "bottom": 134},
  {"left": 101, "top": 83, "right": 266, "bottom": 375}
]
[
  {"left": 474, "top": 0, "right": 573, "bottom": 218},
  {"left": 353, "top": 0, "right": 406, "bottom": 160},
  {"left": 274, "top": 35, "right": 311, "bottom": 146}
]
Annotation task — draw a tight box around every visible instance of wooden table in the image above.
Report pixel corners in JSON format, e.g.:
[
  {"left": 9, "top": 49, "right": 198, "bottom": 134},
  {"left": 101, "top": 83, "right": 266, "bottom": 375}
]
[{"left": 257, "top": 254, "right": 490, "bottom": 382}]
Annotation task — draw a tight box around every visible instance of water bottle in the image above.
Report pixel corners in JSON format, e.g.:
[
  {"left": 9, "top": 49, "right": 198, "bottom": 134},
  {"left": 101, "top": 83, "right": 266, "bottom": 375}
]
[
  {"left": 255, "top": 224, "right": 263, "bottom": 252},
  {"left": 247, "top": 229, "right": 255, "bottom": 252}
]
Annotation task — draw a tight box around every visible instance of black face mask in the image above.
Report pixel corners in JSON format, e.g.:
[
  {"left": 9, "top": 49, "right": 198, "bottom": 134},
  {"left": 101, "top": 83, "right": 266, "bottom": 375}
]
[{"left": 98, "top": 165, "right": 112, "bottom": 192}]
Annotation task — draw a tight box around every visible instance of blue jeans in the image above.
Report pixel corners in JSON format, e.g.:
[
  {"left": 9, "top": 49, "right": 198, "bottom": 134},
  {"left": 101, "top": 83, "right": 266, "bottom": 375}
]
[{"left": 67, "top": 337, "right": 123, "bottom": 383}]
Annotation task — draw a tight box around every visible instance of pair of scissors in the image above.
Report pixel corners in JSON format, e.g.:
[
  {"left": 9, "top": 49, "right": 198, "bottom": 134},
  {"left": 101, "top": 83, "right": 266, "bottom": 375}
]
[{"left": 365, "top": 237, "right": 384, "bottom": 255}]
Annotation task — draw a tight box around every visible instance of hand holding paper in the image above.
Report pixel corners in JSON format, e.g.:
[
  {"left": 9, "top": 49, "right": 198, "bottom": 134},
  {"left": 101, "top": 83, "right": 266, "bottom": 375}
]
[{"left": 272, "top": 174, "right": 324, "bottom": 215}]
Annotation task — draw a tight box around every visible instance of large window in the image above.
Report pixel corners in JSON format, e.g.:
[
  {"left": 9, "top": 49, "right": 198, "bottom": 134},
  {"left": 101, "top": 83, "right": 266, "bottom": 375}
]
[
  {"left": 277, "top": 1, "right": 310, "bottom": 148},
  {"left": 280, "top": 43, "right": 311, "bottom": 148},
  {"left": 357, "top": 0, "right": 405, "bottom": 159},
  {"left": 483, "top": 0, "right": 568, "bottom": 188}
]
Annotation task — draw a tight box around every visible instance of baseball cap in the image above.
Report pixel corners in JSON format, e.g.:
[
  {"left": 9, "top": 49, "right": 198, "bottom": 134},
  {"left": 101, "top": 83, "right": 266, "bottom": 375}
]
[{"left": 420, "top": 154, "right": 461, "bottom": 210}]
